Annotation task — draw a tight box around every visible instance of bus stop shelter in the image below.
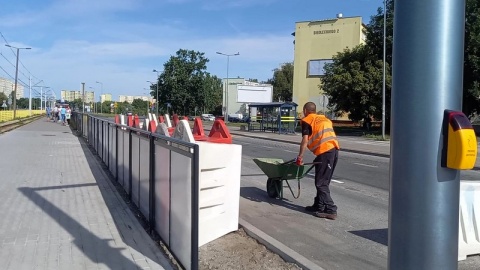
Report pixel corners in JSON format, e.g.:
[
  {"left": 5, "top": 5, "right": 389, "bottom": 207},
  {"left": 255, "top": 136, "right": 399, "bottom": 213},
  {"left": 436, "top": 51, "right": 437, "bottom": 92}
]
[{"left": 247, "top": 102, "right": 298, "bottom": 134}]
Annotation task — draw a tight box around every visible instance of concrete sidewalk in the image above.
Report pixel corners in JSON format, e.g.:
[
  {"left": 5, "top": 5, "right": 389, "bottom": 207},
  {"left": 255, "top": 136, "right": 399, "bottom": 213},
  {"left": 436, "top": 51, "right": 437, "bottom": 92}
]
[{"left": 0, "top": 119, "right": 173, "bottom": 270}]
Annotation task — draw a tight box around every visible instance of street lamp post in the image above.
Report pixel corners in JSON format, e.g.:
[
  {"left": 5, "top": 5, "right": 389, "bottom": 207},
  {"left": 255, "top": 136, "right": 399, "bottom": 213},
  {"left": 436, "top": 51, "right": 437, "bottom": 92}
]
[
  {"left": 5, "top": 44, "right": 31, "bottom": 118},
  {"left": 216, "top": 51, "right": 239, "bottom": 122},
  {"left": 382, "top": 0, "right": 387, "bottom": 140},
  {"left": 147, "top": 80, "right": 156, "bottom": 115},
  {"left": 96, "top": 81, "right": 103, "bottom": 114},
  {"left": 143, "top": 89, "right": 149, "bottom": 116},
  {"left": 89, "top": 87, "right": 95, "bottom": 113},
  {"left": 153, "top": 69, "right": 161, "bottom": 117}
]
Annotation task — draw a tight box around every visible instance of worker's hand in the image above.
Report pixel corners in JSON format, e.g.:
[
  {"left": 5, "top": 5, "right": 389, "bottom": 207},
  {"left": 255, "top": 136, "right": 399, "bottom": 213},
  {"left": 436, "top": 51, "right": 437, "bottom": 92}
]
[{"left": 295, "top": 156, "right": 303, "bottom": 166}]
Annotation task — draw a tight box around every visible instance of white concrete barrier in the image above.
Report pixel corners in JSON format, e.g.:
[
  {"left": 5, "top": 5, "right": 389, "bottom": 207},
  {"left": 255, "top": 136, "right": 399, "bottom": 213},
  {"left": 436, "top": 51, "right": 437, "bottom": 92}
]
[{"left": 459, "top": 180, "right": 480, "bottom": 260}]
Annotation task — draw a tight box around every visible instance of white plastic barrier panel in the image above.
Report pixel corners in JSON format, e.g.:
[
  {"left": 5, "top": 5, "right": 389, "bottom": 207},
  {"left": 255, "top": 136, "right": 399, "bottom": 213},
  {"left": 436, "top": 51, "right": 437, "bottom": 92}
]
[
  {"left": 195, "top": 141, "right": 242, "bottom": 246},
  {"left": 144, "top": 118, "right": 150, "bottom": 131},
  {"left": 164, "top": 114, "right": 172, "bottom": 128},
  {"left": 173, "top": 120, "right": 195, "bottom": 143},
  {"left": 152, "top": 113, "right": 158, "bottom": 126},
  {"left": 169, "top": 122, "right": 242, "bottom": 247},
  {"left": 459, "top": 181, "right": 480, "bottom": 260},
  {"left": 120, "top": 115, "right": 126, "bottom": 125},
  {"left": 155, "top": 123, "right": 170, "bottom": 136}
]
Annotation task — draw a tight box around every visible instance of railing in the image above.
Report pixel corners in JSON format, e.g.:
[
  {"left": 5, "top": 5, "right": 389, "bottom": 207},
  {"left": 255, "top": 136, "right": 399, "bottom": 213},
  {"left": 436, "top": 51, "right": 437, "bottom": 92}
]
[{"left": 71, "top": 112, "right": 199, "bottom": 270}]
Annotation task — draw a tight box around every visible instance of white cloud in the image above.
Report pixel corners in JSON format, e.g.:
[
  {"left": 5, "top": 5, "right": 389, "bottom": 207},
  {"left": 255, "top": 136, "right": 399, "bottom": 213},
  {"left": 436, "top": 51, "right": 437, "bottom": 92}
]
[{"left": 0, "top": 0, "right": 293, "bottom": 99}]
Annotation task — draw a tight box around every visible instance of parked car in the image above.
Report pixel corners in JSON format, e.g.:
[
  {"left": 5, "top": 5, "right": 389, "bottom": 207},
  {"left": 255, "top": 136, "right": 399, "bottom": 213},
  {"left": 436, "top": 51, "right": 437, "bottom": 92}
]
[{"left": 201, "top": 114, "right": 215, "bottom": 121}]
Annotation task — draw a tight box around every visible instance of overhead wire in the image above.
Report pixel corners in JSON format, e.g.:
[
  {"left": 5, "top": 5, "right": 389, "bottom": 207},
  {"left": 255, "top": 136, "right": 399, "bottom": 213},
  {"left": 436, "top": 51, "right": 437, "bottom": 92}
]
[{"left": 0, "top": 32, "right": 40, "bottom": 93}]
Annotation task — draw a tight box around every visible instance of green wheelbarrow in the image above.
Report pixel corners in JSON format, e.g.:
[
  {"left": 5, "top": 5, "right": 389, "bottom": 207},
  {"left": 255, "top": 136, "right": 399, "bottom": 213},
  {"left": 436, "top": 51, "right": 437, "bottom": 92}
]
[{"left": 253, "top": 158, "right": 317, "bottom": 199}]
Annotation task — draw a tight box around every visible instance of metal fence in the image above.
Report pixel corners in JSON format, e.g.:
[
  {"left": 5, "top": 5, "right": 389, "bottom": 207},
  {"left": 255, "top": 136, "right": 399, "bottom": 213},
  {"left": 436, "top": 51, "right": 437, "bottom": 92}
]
[{"left": 71, "top": 112, "right": 199, "bottom": 270}]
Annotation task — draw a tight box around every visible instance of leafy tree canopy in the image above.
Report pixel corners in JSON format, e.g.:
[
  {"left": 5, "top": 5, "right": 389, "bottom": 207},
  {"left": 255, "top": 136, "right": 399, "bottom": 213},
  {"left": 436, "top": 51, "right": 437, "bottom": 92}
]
[{"left": 268, "top": 62, "right": 294, "bottom": 102}]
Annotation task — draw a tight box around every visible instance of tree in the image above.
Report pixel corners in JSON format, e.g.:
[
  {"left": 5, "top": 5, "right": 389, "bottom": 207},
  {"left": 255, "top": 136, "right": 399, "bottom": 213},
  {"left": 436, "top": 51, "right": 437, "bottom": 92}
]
[
  {"left": 320, "top": 0, "right": 394, "bottom": 123},
  {"left": 16, "top": 98, "right": 28, "bottom": 109},
  {"left": 154, "top": 49, "right": 223, "bottom": 115},
  {"left": 362, "top": 0, "right": 479, "bottom": 118},
  {"left": 322, "top": 45, "right": 392, "bottom": 122},
  {"left": 0, "top": 92, "right": 7, "bottom": 108},
  {"left": 268, "top": 62, "right": 294, "bottom": 102},
  {"left": 131, "top": 99, "right": 149, "bottom": 116},
  {"left": 463, "top": 0, "right": 480, "bottom": 117},
  {"left": 365, "top": 0, "right": 394, "bottom": 66}
]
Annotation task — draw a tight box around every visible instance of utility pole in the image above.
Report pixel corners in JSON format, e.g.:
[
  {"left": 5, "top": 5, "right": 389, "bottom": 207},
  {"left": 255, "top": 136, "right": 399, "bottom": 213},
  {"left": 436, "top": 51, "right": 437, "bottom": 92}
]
[
  {"left": 389, "top": 0, "right": 465, "bottom": 269},
  {"left": 5, "top": 45, "right": 31, "bottom": 118},
  {"left": 81, "top": 82, "right": 85, "bottom": 113},
  {"left": 382, "top": 0, "right": 387, "bottom": 140},
  {"left": 29, "top": 76, "right": 32, "bottom": 116}
]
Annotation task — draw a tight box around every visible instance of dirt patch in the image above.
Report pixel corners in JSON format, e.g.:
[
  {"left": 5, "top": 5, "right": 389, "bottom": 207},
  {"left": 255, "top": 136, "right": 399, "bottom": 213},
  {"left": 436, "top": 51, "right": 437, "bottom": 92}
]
[{"left": 199, "top": 228, "right": 301, "bottom": 270}]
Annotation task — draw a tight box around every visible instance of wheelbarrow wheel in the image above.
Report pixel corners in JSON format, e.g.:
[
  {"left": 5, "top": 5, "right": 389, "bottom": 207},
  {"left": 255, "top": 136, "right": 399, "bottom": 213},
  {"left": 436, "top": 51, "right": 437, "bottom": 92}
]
[{"left": 266, "top": 178, "right": 281, "bottom": 198}]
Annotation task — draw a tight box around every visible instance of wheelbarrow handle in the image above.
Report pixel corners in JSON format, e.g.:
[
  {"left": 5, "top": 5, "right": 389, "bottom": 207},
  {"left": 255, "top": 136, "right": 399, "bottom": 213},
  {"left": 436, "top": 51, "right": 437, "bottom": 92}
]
[
  {"left": 281, "top": 158, "right": 297, "bottom": 165},
  {"left": 302, "top": 161, "right": 322, "bottom": 165}
]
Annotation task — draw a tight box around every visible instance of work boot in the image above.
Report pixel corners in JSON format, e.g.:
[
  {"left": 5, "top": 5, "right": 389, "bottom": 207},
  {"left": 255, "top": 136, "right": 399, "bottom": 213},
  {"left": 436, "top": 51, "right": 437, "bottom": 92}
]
[
  {"left": 314, "top": 212, "right": 337, "bottom": 220},
  {"left": 305, "top": 197, "right": 321, "bottom": 212}
]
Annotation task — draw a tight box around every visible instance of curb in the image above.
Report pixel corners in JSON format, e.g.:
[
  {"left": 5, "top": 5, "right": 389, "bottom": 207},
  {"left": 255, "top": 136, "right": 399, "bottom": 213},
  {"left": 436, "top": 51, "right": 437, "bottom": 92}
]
[
  {"left": 228, "top": 130, "right": 390, "bottom": 158},
  {"left": 239, "top": 218, "right": 325, "bottom": 270}
]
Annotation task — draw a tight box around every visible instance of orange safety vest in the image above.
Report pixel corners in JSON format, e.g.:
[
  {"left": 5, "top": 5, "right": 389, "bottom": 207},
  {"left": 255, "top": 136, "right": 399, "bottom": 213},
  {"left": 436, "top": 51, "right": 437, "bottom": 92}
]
[{"left": 302, "top": 114, "right": 340, "bottom": 156}]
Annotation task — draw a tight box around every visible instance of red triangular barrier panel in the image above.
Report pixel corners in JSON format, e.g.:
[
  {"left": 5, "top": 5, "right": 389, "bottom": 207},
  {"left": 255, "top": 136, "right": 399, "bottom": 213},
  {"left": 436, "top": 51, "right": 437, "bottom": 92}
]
[
  {"left": 172, "top": 114, "right": 179, "bottom": 127},
  {"left": 114, "top": 114, "right": 120, "bottom": 124},
  {"left": 134, "top": 114, "right": 140, "bottom": 128},
  {"left": 192, "top": 118, "right": 205, "bottom": 137},
  {"left": 207, "top": 119, "right": 232, "bottom": 144},
  {"left": 149, "top": 120, "right": 157, "bottom": 132},
  {"left": 128, "top": 115, "right": 133, "bottom": 127}
]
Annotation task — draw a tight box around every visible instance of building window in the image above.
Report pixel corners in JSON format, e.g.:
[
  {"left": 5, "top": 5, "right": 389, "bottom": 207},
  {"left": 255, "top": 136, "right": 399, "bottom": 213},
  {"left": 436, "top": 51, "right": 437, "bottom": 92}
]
[{"left": 307, "top": 59, "right": 333, "bottom": 77}]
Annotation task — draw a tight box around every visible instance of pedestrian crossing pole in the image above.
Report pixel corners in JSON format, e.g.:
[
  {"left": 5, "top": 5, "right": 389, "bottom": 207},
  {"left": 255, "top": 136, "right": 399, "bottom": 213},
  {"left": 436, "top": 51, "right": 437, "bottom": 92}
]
[{"left": 389, "top": 0, "right": 465, "bottom": 269}]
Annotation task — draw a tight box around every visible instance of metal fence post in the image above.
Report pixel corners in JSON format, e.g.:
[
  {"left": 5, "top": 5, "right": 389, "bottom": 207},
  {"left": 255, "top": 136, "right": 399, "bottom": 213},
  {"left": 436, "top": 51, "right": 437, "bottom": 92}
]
[
  {"left": 128, "top": 130, "right": 133, "bottom": 200},
  {"left": 148, "top": 134, "right": 155, "bottom": 232},
  {"left": 115, "top": 125, "right": 119, "bottom": 182},
  {"left": 191, "top": 144, "right": 199, "bottom": 270}
]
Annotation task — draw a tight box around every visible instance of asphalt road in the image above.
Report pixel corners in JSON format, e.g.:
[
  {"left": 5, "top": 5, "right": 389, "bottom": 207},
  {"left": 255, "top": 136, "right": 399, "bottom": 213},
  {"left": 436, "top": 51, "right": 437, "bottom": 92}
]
[{"left": 234, "top": 135, "right": 480, "bottom": 270}]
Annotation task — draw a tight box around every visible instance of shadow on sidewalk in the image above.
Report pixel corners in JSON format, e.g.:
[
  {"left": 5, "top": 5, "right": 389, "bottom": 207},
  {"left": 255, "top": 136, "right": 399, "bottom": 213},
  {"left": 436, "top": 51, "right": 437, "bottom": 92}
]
[
  {"left": 72, "top": 135, "right": 169, "bottom": 267},
  {"left": 18, "top": 184, "right": 138, "bottom": 269},
  {"left": 240, "top": 186, "right": 307, "bottom": 214},
  {"left": 349, "top": 228, "right": 388, "bottom": 246}
]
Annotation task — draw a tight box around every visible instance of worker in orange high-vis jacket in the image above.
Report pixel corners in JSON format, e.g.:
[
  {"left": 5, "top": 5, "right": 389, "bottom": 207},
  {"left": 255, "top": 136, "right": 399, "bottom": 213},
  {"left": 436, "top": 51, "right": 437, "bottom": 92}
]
[{"left": 297, "top": 102, "right": 340, "bottom": 220}]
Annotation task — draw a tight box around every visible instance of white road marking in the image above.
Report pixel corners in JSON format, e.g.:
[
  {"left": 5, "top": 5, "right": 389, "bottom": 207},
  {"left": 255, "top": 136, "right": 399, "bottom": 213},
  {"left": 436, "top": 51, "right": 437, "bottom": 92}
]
[
  {"left": 353, "top": 162, "right": 378, "bottom": 168},
  {"left": 252, "top": 144, "right": 297, "bottom": 153},
  {"left": 307, "top": 173, "right": 344, "bottom": 184}
]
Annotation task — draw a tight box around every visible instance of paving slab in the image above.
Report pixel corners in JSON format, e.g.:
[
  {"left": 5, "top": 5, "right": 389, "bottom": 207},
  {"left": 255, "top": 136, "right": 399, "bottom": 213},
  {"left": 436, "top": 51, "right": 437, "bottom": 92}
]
[{"left": 0, "top": 119, "right": 173, "bottom": 270}]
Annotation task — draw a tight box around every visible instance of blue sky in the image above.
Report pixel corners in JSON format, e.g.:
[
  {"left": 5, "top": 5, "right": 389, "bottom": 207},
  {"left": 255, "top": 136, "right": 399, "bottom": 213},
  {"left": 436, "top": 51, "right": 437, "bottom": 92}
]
[{"left": 0, "top": 0, "right": 381, "bottom": 101}]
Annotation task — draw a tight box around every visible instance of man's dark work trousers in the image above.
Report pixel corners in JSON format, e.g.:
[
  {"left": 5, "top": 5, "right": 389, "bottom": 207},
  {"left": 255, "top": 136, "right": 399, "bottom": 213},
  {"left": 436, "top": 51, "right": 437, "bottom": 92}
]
[{"left": 313, "top": 148, "right": 338, "bottom": 214}]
